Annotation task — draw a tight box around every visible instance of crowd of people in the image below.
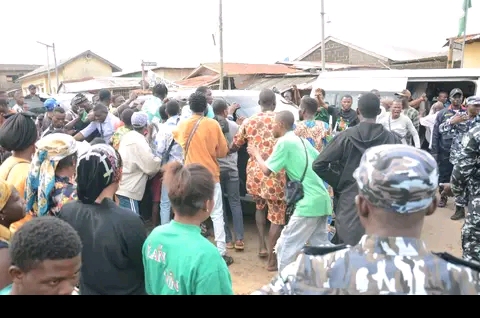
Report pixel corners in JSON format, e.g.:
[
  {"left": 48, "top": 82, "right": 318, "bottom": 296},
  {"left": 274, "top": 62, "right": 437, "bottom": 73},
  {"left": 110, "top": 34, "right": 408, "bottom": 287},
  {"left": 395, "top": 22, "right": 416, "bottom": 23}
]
[{"left": 0, "top": 82, "right": 479, "bottom": 295}]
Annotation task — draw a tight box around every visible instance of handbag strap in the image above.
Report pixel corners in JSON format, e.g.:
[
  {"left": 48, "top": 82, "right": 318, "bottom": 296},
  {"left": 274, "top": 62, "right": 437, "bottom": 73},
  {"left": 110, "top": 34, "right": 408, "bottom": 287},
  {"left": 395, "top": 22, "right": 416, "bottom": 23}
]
[
  {"left": 299, "top": 137, "right": 308, "bottom": 182},
  {"left": 184, "top": 117, "right": 203, "bottom": 159},
  {"left": 164, "top": 117, "right": 181, "bottom": 158}
]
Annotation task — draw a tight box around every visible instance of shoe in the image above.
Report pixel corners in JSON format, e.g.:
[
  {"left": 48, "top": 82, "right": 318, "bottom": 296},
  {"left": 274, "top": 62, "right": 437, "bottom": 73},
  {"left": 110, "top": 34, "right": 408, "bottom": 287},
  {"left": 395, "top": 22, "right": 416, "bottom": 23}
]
[
  {"left": 438, "top": 196, "right": 448, "bottom": 208},
  {"left": 223, "top": 255, "right": 234, "bottom": 266},
  {"left": 451, "top": 206, "right": 466, "bottom": 220}
]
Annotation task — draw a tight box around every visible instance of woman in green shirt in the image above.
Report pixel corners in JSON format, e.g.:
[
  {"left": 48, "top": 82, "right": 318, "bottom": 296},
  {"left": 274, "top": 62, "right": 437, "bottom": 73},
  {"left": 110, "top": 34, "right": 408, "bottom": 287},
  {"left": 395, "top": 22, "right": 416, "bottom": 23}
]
[{"left": 142, "top": 162, "right": 234, "bottom": 295}]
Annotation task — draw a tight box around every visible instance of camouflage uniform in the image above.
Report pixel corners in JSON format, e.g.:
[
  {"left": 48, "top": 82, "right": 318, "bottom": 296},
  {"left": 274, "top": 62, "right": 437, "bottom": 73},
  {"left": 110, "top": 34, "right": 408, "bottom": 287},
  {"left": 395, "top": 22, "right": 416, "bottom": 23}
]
[
  {"left": 451, "top": 96, "right": 480, "bottom": 263},
  {"left": 431, "top": 88, "right": 465, "bottom": 208},
  {"left": 439, "top": 114, "right": 474, "bottom": 208},
  {"left": 254, "top": 145, "right": 480, "bottom": 295}
]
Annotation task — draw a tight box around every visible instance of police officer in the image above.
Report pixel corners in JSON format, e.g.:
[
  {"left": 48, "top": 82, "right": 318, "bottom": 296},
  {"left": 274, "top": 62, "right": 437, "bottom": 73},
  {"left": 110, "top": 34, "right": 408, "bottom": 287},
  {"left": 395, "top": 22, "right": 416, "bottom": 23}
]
[
  {"left": 451, "top": 96, "right": 480, "bottom": 264},
  {"left": 438, "top": 95, "right": 479, "bottom": 220},
  {"left": 431, "top": 88, "right": 465, "bottom": 208},
  {"left": 254, "top": 144, "right": 480, "bottom": 295}
]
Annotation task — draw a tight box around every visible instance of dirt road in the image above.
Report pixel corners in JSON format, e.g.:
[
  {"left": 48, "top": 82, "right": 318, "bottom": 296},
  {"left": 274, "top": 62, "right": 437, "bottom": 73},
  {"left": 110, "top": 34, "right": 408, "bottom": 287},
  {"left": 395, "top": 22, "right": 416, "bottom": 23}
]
[{"left": 227, "top": 200, "right": 463, "bottom": 294}]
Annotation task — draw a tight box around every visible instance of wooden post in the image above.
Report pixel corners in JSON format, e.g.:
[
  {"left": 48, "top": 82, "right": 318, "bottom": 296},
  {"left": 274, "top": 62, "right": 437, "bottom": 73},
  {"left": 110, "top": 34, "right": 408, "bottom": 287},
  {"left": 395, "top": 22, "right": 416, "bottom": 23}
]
[{"left": 447, "top": 39, "right": 454, "bottom": 69}]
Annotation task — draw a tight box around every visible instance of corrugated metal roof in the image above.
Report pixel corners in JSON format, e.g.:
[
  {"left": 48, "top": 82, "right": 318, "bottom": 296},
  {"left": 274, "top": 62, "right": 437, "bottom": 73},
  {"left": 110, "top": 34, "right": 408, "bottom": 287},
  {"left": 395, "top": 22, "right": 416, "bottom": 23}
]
[
  {"left": 0, "top": 64, "right": 41, "bottom": 72},
  {"left": 244, "top": 75, "right": 317, "bottom": 92},
  {"left": 276, "top": 61, "right": 386, "bottom": 71},
  {"left": 443, "top": 33, "right": 480, "bottom": 47},
  {"left": 18, "top": 50, "right": 122, "bottom": 81},
  {"left": 58, "top": 77, "right": 141, "bottom": 93},
  {"left": 175, "top": 75, "right": 220, "bottom": 88},
  {"left": 185, "top": 63, "right": 296, "bottom": 79}
]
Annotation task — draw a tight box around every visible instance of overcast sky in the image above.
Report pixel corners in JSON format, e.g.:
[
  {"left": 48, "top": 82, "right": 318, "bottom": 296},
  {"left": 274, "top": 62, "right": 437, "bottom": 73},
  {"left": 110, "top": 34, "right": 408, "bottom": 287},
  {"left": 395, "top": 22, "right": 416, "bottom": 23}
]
[{"left": 2, "top": 0, "right": 479, "bottom": 71}]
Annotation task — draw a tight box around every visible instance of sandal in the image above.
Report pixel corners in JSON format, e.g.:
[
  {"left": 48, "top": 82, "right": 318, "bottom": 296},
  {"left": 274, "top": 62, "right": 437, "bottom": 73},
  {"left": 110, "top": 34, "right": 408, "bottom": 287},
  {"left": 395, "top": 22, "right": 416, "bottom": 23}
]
[
  {"left": 226, "top": 242, "right": 234, "bottom": 249},
  {"left": 258, "top": 249, "right": 268, "bottom": 258},
  {"left": 234, "top": 240, "right": 244, "bottom": 251}
]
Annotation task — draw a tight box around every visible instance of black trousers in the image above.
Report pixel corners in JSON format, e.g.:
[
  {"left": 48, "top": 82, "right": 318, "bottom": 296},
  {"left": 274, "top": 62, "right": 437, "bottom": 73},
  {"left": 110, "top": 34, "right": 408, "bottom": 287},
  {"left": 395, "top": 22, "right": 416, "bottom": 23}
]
[{"left": 438, "top": 152, "right": 453, "bottom": 194}]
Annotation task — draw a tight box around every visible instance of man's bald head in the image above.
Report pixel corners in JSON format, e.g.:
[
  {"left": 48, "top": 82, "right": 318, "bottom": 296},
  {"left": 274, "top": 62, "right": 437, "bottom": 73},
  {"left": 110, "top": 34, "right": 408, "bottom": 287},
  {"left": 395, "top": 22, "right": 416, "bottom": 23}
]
[
  {"left": 275, "top": 111, "right": 294, "bottom": 130},
  {"left": 258, "top": 89, "right": 276, "bottom": 110},
  {"left": 272, "top": 110, "right": 294, "bottom": 138}
]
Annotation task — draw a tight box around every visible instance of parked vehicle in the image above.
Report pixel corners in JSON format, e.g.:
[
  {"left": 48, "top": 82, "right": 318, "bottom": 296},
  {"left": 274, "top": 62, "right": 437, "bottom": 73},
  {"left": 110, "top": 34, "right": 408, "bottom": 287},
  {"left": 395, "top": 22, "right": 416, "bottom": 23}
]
[
  {"left": 172, "top": 90, "right": 298, "bottom": 205},
  {"left": 310, "top": 68, "right": 480, "bottom": 110}
]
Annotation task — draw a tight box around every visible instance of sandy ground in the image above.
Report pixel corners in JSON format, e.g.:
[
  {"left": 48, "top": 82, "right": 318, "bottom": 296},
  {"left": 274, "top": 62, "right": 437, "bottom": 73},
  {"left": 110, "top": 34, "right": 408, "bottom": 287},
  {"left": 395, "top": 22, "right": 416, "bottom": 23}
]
[{"left": 225, "top": 199, "right": 463, "bottom": 295}]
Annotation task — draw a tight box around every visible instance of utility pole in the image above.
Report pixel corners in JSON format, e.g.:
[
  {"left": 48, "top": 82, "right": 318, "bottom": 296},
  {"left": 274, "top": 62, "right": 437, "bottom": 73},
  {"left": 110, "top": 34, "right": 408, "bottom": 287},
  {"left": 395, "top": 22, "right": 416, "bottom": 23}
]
[
  {"left": 52, "top": 43, "right": 59, "bottom": 90},
  {"left": 37, "top": 41, "right": 59, "bottom": 94},
  {"left": 141, "top": 60, "right": 145, "bottom": 90},
  {"left": 320, "top": 0, "right": 326, "bottom": 72},
  {"left": 460, "top": 4, "right": 469, "bottom": 68},
  {"left": 219, "top": 0, "right": 224, "bottom": 90}
]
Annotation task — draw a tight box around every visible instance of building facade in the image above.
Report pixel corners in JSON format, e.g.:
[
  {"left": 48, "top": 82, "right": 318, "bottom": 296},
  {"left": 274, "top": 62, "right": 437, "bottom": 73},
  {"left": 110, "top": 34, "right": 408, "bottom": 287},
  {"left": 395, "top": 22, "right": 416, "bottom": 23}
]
[
  {"left": 296, "top": 36, "right": 447, "bottom": 70},
  {"left": 17, "top": 50, "right": 122, "bottom": 95},
  {"left": 0, "top": 64, "right": 41, "bottom": 92}
]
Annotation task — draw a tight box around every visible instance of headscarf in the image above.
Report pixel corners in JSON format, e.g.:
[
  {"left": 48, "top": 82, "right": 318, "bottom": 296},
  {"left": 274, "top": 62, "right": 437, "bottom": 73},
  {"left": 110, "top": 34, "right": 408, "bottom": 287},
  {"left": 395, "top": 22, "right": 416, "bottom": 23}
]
[
  {"left": 0, "top": 112, "right": 37, "bottom": 152},
  {"left": 76, "top": 144, "right": 122, "bottom": 204},
  {"left": 0, "top": 179, "right": 13, "bottom": 211},
  {"left": 25, "top": 133, "right": 78, "bottom": 216}
]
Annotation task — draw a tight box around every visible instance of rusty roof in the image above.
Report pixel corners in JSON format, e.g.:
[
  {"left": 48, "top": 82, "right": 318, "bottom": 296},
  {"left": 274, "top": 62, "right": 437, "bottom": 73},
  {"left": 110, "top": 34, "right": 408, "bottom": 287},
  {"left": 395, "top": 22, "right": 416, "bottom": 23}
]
[
  {"left": 18, "top": 50, "right": 122, "bottom": 81},
  {"left": 185, "top": 63, "right": 295, "bottom": 79},
  {"left": 175, "top": 75, "right": 220, "bottom": 88},
  {"left": 443, "top": 33, "right": 480, "bottom": 47}
]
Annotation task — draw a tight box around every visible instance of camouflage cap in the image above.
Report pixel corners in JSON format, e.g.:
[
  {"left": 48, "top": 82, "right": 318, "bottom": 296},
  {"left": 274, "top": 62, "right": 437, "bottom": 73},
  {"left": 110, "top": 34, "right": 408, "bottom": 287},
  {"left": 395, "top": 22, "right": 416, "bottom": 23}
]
[
  {"left": 466, "top": 96, "right": 480, "bottom": 105},
  {"left": 353, "top": 144, "right": 438, "bottom": 214}
]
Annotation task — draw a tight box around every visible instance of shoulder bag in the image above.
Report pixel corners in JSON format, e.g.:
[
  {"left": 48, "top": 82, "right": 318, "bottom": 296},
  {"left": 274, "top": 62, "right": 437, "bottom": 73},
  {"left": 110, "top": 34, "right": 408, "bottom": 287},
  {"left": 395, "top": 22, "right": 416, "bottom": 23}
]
[
  {"left": 285, "top": 137, "right": 308, "bottom": 223},
  {"left": 183, "top": 117, "right": 203, "bottom": 162}
]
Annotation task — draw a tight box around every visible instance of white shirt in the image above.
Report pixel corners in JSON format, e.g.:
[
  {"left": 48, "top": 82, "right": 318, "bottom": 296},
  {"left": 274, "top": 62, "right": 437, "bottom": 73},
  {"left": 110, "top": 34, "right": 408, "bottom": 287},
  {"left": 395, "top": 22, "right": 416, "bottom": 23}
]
[
  {"left": 117, "top": 130, "right": 162, "bottom": 201},
  {"left": 376, "top": 105, "right": 387, "bottom": 123},
  {"left": 80, "top": 112, "right": 120, "bottom": 143},
  {"left": 379, "top": 113, "right": 421, "bottom": 148},
  {"left": 12, "top": 104, "right": 23, "bottom": 113}
]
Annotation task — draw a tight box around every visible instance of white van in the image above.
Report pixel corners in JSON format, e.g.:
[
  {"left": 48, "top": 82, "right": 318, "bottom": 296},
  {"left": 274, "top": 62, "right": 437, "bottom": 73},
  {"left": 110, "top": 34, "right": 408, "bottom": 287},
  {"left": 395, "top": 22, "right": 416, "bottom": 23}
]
[{"left": 310, "top": 68, "right": 480, "bottom": 110}]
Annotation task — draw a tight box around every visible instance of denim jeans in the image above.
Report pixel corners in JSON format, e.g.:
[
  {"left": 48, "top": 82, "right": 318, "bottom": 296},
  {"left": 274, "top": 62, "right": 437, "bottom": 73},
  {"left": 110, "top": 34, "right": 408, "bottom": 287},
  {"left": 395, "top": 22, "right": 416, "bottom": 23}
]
[
  {"left": 212, "top": 183, "right": 227, "bottom": 255},
  {"left": 275, "top": 215, "right": 331, "bottom": 272},
  {"left": 160, "top": 184, "right": 171, "bottom": 225},
  {"left": 220, "top": 170, "right": 244, "bottom": 242},
  {"left": 117, "top": 195, "right": 140, "bottom": 215}
]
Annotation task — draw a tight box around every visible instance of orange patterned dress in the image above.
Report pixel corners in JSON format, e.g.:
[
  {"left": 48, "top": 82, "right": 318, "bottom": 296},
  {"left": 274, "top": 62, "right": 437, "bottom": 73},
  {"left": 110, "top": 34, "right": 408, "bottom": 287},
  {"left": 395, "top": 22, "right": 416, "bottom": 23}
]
[{"left": 233, "top": 112, "right": 286, "bottom": 225}]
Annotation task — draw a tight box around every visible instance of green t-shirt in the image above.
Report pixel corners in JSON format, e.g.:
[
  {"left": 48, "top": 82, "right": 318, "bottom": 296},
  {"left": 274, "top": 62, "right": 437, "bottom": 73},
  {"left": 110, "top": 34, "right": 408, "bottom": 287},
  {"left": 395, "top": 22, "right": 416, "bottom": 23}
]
[
  {"left": 265, "top": 131, "right": 332, "bottom": 217},
  {"left": 0, "top": 284, "right": 11, "bottom": 295},
  {"left": 142, "top": 221, "right": 234, "bottom": 295},
  {"left": 315, "top": 108, "right": 330, "bottom": 124}
]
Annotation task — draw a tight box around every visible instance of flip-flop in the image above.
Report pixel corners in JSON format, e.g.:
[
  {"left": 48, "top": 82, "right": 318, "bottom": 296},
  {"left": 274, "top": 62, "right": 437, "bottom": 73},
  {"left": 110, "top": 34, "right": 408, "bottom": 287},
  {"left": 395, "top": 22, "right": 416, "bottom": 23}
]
[
  {"left": 226, "top": 242, "right": 234, "bottom": 249},
  {"left": 234, "top": 241, "right": 244, "bottom": 251},
  {"left": 258, "top": 250, "right": 268, "bottom": 258}
]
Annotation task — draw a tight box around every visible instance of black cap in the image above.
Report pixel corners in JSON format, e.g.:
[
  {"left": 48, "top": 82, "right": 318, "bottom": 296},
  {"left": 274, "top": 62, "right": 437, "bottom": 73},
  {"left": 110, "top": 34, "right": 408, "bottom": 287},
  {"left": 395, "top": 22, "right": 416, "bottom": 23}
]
[{"left": 449, "top": 88, "right": 463, "bottom": 97}]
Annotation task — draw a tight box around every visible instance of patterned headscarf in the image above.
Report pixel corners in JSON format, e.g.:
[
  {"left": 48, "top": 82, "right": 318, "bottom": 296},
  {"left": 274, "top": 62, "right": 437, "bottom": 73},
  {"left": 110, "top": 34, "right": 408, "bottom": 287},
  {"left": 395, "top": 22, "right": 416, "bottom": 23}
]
[
  {"left": 76, "top": 144, "right": 122, "bottom": 204},
  {"left": 26, "top": 133, "right": 78, "bottom": 216},
  {"left": 353, "top": 144, "right": 438, "bottom": 214},
  {"left": 0, "top": 179, "right": 13, "bottom": 211}
]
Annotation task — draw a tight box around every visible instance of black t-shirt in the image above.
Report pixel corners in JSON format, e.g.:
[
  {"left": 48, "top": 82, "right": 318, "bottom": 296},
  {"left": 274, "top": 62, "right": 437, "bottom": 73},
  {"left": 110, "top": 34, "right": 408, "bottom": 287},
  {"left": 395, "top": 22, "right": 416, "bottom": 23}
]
[{"left": 58, "top": 198, "right": 147, "bottom": 295}]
